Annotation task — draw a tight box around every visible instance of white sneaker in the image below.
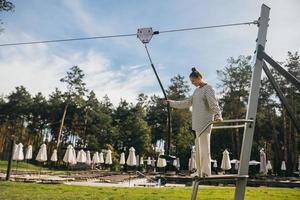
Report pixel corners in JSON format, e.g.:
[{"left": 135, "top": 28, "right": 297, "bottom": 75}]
[{"left": 190, "top": 172, "right": 198, "bottom": 177}]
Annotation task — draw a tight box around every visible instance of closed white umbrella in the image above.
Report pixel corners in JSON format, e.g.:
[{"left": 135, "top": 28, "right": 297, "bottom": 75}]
[
  {"left": 86, "top": 151, "right": 91, "bottom": 165},
  {"left": 173, "top": 158, "right": 177, "bottom": 167},
  {"left": 281, "top": 161, "right": 286, "bottom": 171},
  {"left": 126, "top": 147, "right": 137, "bottom": 166},
  {"left": 259, "top": 149, "right": 267, "bottom": 174},
  {"left": 71, "top": 148, "right": 77, "bottom": 165},
  {"left": 12, "top": 143, "right": 18, "bottom": 160},
  {"left": 189, "top": 147, "right": 197, "bottom": 171},
  {"left": 139, "top": 156, "right": 144, "bottom": 165},
  {"left": 151, "top": 157, "right": 156, "bottom": 167},
  {"left": 14, "top": 143, "right": 24, "bottom": 161},
  {"left": 99, "top": 152, "right": 104, "bottom": 164},
  {"left": 36, "top": 144, "right": 47, "bottom": 162},
  {"left": 50, "top": 149, "right": 58, "bottom": 162},
  {"left": 92, "top": 152, "right": 100, "bottom": 164},
  {"left": 266, "top": 160, "right": 272, "bottom": 171},
  {"left": 157, "top": 150, "right": 167, "bottom": 168},
  {"left": 105, "top": 150, "right": 112, "bottom": 165},
  {"left": 120, "top": 152, "right": 126, "bottom": 165},
  {"left": 221, "top": 149, "right": 231, "bottom": 170},
  {"left": 76, "top": 149, "right": 87, "bottom": 163},
  {"left": 63, "top": 145, "right": 76, "bottom": 164},
  {"left": 175, "top": 157, "right": 180, "bottom": 170},
  {"left": 213, "top": 160, "right": 218, "bottom": 168},
  {"left": 147, "top": 157, "right": 151, "bottom": 166},
  {"left": 25, "top": 145, "right": 32, "bottom": 160}
]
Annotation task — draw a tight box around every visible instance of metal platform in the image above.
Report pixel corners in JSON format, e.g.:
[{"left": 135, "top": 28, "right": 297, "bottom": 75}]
[{"left": 193, "top": 174, "right": 248, "bottom": 181}]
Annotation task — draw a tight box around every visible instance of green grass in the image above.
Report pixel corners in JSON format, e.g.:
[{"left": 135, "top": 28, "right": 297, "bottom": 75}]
[
  {"left": 0, "top": 160, "right": 66, "bottom": 175},
  {"left": 0, "top": 160, "right": 45, "bottom": 171},
  {"left": 0, "top": 182, "right": 299, "bottom": 200}
]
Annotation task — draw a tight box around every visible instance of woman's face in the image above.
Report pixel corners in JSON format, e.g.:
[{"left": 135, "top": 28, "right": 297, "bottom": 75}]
[{"left": 190, "top": 76, "right": 203, "bottom": 87}]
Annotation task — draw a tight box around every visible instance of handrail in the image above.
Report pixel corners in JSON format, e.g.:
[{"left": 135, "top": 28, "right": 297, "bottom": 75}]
[
  {"left": 196, "top": 119, "right": 254, "bottom": 137},
  {"left": 136, "top": 171, "right": 157, "bottom": 183},
  {"left": 212, "top": 124, "right": 246, "bottom": 129}
]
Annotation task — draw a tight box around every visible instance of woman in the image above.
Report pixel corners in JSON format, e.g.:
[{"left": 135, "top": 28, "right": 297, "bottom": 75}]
[{"left": 165, "top": 67, "right": 222, "bottom": 177}]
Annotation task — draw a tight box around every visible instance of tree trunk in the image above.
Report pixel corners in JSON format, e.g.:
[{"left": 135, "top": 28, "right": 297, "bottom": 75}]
[
  {"left": 56, "top": 103, "right": 68, "bottom": 148},
  {"left": 283, "top": 109, "right": 288, "bottom": 166},
  {"left": 271, "top": 111, "right": 280, "bottom": 174},
  {"left": 231, "top": 131, "right": 236, "bottom": 158}
]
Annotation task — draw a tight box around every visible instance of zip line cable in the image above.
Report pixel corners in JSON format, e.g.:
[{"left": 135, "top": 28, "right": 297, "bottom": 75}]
[
  {"left": 0, "top": 33, "right": 137, "bottom": 47},
  {"left": 158, "top": 21, "right": 258, "bottom": 34},
  {"left": 0, "top": 20, "right": 258, "bottom": 47}
]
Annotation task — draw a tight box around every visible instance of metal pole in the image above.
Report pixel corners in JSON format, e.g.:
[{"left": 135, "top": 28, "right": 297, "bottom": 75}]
[
  {"left": 144, "top": 44, "right": 172, "bottom": 156},
  {"left": 235, "top": 4, "right": 270, "bottom": 200},
  {"left": 6, "top": 136, "right": 15, "bottom": 181},
  {"left": 262, "top": 62, "right": 300, "bottom": 133}
]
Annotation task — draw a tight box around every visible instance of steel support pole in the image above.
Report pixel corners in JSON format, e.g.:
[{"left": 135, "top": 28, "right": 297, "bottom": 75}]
[
  {"left": 234, "top": 4, "right": 270, "bottom": 200},
  {"left": 262, "top": 51, "right": 300, "bottom": 91},
  {"left": 262, "top": 62, "right": 300, "bottom": 133}
]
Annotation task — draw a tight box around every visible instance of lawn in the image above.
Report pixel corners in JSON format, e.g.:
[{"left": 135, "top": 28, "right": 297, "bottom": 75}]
[
  {"left": 0, "top": 182, "right": 299, "bottom": 200},
  {"left": 0, "top": 160, "right": 66, "bottom": 175}
]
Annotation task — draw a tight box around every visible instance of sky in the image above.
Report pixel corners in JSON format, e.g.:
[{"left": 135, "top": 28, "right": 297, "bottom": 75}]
[{"left": 0, "top": 0, "right": 299, "bottom": 106}]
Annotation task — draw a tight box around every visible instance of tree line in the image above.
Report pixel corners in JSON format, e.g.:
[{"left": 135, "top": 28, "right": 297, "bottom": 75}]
[{"left": 0, "top": 52, "right": 299, "bottom": 174}]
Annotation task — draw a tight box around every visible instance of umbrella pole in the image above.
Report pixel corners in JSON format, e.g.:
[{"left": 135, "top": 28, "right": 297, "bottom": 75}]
[
  {"left": 16, "top": 161, "right": 18, "bottom": 175},
  {"left": 39, "top": 162, "right": 42, "bottom": 176},
  {"left": 128, "top": 168, "right": 130, "bottom": 187}
]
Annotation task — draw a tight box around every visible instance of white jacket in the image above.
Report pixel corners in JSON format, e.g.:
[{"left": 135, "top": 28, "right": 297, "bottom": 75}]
[{"left": 169, "top": 84, "right": 222, "bottom": 132}]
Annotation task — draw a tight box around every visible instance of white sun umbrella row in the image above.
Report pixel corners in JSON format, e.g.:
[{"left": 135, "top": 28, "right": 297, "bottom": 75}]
[
  {"left": 13, "top": 143, "right": 24, "bottom": 161},
  {"left": 11, "top": 143, "right": 112, "bottom": 165},
  {"left": 219, "top": 148, "right": 279, "bottom": 172},
  {"left": 12, "top": 143, "right": 34, "bottom": 161},
  {"left": 91, "top": 150, "right": 113, "bottom": 165},
  {"left": 220, "top": 149, "right": 261, "bottom": 171},
  {"left": 13, "top": 143, "right": 50, "bottom": 163},
  {"left": 122, "top": 147, "right": 163, "bottom": 167},
  {"left": 121, "top": 147, "right": 144, "bottom": 166}
]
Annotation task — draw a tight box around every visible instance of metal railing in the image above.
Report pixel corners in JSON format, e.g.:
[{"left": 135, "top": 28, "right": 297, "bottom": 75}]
[
  {"left": 135, "top": 171, "right": 157, "bottom": 183},
  {"left": 197, "top": 119, "right": 254, "bottom": 137}
]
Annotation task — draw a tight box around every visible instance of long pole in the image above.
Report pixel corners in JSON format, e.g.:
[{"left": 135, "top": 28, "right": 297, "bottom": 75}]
[{"left": 144, "top": 44, "right": 172, "bottom": 156}]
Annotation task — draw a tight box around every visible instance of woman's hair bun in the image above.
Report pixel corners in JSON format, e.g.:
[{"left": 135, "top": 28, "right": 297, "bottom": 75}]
[{"left": 189, "top": 66, "right": 202, "bottom": 78}]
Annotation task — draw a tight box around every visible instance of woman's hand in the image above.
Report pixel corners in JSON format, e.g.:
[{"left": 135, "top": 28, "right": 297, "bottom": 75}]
[
  {"left": 163, "top": 99, "right": 173, "bottom": 105},
  {"left": 214, "top": 114, "right": 223, "bottom": 122}
]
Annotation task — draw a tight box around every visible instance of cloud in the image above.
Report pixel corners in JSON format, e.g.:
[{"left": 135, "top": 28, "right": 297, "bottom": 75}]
[{"left": 0, "top": 30, "right": 158, "bottom": 106}]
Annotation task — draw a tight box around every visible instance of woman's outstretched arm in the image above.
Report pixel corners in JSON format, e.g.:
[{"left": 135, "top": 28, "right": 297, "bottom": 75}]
[{"left": 165, "top": 98, "right": 192, "bottom": 109}]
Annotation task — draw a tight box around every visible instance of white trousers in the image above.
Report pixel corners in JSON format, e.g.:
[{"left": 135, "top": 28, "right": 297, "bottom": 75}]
[{"left": 195, "top": 127, "right": 211, "bottom": 177}]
